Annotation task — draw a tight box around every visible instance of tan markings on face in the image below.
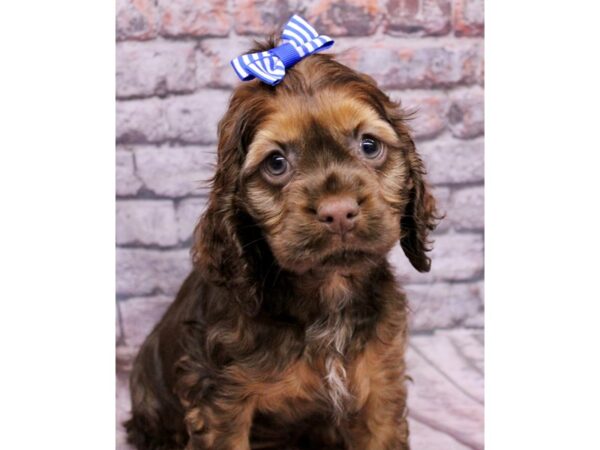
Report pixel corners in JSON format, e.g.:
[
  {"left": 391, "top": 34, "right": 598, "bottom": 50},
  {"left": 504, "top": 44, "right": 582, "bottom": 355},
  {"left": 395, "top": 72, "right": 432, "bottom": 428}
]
[
  {"left": 242, "top": 94, "right": 311, "bottom": 175},
  {"left": 241, "top": 87, "right": 411, "bottom": 273},
  {"left": 242, "top": 90, "right": 400, "bottom": 176},
  {"left": 311, "top": 90, "right": 400, "bottom": 148},
  {"left": 379, "top": 147, "right": 409, "bottom": 209},
  {"left": 244, "top": 176, "right": 287, "bottom": 231}
]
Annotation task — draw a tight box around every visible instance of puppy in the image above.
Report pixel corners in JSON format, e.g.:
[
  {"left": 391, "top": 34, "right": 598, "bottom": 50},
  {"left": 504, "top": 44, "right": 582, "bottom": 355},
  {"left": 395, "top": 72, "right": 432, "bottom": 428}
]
[{"left": 125, "top": 36, "right": 439, "bottom": 450}]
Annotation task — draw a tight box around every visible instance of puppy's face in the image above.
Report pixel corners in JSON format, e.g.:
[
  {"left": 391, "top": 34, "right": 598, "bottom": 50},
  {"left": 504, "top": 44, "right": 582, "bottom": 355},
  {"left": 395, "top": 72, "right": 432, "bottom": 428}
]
[
  {"left": 239, "top": 88, "right": 410, "bottom": 275},
  {"left": 194, "top": 52, "right": 437, "bottom": 293}
]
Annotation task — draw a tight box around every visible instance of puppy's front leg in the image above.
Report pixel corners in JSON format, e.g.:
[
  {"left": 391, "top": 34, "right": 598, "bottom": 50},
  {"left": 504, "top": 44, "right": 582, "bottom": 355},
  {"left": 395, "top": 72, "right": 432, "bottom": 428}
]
[
  {"left": 347, "top": 385, "right": 410, "bottom": 450},
  {"left": 346, "top": 357, "right": 410, "bottom": 450},
  {"left": 183, "top": 396, "right": 254, "bottom": 450}
]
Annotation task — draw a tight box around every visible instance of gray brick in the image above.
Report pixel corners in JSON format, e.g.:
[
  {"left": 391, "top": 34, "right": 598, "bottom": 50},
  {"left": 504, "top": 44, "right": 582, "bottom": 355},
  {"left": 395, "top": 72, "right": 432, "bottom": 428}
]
[
  {"left": 116, "top": 302, "right": 123, "bottom": 345},
  {"left": 405, "top": 281, "right": 483, "bottom": 331},
  {"left": 391, "top": 90, "right": 449, "bottom": 140},
  {"left": 116, "top": 0, "right": 158, "bottom": 41},
  {"left": 116, "top": 41, "right": 196, "bottom": 98},
  {"left": 232, "top": 0, "right": 381, "bottom": 36},
  {"left": 117, "top": 345, "right": 137, "bottom": 374},
  {"left": 163, "top": 90, "right": 229, "bottom": 144},
  {"left": 448, "top": 186, "right": 484, "bottom": 230},
  {"left": 158, "top": 0, "right": 230, "bottom": 37},
  {"left": 305, "top": 0, "right": 383, "bottom": 36},
  {"left": 116, "top": 90, "right": 229, "bottom": 144},
  {"left": 116, "top": 200, "right": 178, "bottom": 246},
  {"left": 463, "top": 280, "right": 484, "bottom": 327},
  {"left": 448, "top": 86, "right": 484, "bottom": 139},
  {"left": 429, "top": 233, "right": 484, "bottom": 281},
  {"left": 232, "top": 0, "right": 292, "bottom": 35},
  {"left": 419, "top": 138, "right": 484, "bottom": 185},
  {"left": 119, "top": 295, "right": 173, "bottom": 348},
  {"left": 197, "top": 37, "right": 253, "bottom": 88},
  {"left": 116, "top": 248, "right": 191, "bottom": 296},
  {"left": 116, "top": 97, "right": 168, "bottom": 143},
  {"left": 176, "top": 198, "right": 208, "bottom": 242},
  {"left": 116, "top": 149, "right": 142, "bottom": 196},
  {"left": 390, "top": 232, "right": 484, "bottom": 283},
  {"left": 116, "top": 342, "right": 136, "bottom": 446},
  {"left": 134, "top": 145, "right": 216, "bottom": 197},
  {"left": 453, "top": 0, "right": 484, "bottom": 37},
  {"left": 386, "top": 0, "right": 451, "bottom": 37},
  {"left": 463, "top": 310, "right": 484, "bottom": 328},
  {"left": 430, "top": 186, "right": 452, "bottom": 233},
  {"left": 336, "top": 39, "right": 482, "bottom": 89}
]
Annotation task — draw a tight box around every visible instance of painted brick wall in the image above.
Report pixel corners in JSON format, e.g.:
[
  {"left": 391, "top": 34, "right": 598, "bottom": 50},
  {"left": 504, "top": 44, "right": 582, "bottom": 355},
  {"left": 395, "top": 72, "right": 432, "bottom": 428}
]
[{"left": 116, "top": 0, "right": 484, "bottom": 350}]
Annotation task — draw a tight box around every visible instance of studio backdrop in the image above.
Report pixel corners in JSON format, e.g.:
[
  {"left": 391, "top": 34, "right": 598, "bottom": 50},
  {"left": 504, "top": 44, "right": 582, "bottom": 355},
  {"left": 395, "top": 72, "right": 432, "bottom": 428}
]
[{"left": 116, "top": 1, "right": 484, "bottom": 449}]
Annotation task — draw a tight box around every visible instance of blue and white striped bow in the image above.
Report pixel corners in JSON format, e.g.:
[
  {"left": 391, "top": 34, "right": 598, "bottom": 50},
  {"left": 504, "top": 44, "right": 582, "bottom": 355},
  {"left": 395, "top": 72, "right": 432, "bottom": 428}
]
[{"left": 230, "top": 15, "right": 334, "bottom": 86}]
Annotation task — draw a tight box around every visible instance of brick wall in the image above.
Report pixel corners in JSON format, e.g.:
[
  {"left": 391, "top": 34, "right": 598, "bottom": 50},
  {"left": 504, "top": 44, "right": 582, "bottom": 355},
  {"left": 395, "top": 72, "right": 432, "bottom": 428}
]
[{"left": 116, "top": 0, "right": 484, "bottom": 350}]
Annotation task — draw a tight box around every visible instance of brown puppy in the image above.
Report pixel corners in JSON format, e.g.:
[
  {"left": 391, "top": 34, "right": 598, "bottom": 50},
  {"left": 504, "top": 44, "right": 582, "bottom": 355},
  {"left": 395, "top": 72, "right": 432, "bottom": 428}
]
[{"left": 125, "top": 37, "right": 439, "bottom": 450}]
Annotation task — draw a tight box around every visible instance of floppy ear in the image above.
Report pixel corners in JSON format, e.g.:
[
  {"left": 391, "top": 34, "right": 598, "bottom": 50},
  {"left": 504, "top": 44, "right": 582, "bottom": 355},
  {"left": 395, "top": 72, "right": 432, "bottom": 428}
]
[
  {"left": 191, "top": 86, "right": 269, "bottom": 312},
  {"left": 400, "top": 140, "right": 439, "bottom": 272},
  {"left": 351, "top": 72, "right": 440, "bottom": 272},
  {"left": 382, "top": 98, "right": 440, "bottom": 272}
]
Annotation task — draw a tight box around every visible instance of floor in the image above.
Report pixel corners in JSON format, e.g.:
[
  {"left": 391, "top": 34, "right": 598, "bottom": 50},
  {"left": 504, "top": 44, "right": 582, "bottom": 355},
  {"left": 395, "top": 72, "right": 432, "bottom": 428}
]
[{"left": 116, "top": 329, "right": 484, "bottom": 449}]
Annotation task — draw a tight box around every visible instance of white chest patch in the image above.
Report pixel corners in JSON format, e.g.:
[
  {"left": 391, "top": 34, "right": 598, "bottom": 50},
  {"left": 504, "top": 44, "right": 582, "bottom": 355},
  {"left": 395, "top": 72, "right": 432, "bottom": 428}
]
[{"left": 306, "top": 314, "right": 353, "bottom": 419}]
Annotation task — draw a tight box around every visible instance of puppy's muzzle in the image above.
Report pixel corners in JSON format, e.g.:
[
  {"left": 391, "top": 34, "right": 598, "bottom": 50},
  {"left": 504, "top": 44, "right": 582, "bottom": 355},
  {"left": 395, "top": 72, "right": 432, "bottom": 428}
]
[{"left": 317, "top": 196, "right": 359, "bottom": 237}]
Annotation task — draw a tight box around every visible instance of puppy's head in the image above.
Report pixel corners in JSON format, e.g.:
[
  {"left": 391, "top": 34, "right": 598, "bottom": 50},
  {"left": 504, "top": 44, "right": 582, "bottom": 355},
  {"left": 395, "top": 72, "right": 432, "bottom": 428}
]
[{"left": 193, "top": 39, "right": 439, "bottom": 303}]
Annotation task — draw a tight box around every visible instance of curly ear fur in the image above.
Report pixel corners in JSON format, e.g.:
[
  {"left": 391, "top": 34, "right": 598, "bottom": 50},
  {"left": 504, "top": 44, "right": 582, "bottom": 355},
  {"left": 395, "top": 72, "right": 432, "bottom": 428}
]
[
  {"left": 399, "top": 143, "right": 439, "bottom": 272},
  {"left": 191, "top": 85, "right": 273, "bottom": 313},
  {"left": 381, "top": 95, "right": 440, "bottom": 273}
]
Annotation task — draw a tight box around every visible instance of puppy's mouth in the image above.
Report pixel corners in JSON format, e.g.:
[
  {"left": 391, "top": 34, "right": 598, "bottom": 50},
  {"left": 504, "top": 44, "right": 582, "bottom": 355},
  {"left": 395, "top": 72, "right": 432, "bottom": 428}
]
[{"left": 318, "top": 249, "right": 379, "bottom": 268}]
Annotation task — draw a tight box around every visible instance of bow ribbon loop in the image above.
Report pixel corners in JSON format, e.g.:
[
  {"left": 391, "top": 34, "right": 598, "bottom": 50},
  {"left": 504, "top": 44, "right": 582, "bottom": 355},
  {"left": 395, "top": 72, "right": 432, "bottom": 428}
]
[{"left": 231, "top": 15, "right": 334, "bottom": 86}]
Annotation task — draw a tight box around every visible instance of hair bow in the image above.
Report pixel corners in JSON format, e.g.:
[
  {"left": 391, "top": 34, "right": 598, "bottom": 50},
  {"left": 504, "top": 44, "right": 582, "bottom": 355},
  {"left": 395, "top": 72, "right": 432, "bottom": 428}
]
[{"left": 230, "top": 15, "right": 334, "bottom": 86}]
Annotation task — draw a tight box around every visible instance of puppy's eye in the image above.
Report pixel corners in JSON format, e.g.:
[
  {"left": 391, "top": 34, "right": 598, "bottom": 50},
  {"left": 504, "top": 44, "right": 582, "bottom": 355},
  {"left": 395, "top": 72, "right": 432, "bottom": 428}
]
[
  {"left": 263, "top": 152, "right": 289, "bottom": 176},
  {"left": 360, "top": 136, "right": 382, "bottom": 159}
]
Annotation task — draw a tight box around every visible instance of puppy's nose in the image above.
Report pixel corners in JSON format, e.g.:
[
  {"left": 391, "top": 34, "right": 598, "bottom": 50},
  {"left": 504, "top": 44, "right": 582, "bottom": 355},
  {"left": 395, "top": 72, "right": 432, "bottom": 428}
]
[{"left": 317, "top": 197, "right": 359, "bottom": 236}]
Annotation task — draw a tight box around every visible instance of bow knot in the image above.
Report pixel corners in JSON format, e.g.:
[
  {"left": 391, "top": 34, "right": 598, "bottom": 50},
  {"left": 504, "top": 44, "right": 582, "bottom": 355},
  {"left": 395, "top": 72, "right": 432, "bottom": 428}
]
[{"left": 231, "top": 15, "right": 334, "bottom": 86}]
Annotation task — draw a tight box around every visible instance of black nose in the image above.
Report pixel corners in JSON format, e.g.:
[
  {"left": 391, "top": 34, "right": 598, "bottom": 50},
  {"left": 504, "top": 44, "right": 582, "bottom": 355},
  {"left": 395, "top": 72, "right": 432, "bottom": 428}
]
[{"left": 317, "top": 196, "right": 359, "bottom": 236}]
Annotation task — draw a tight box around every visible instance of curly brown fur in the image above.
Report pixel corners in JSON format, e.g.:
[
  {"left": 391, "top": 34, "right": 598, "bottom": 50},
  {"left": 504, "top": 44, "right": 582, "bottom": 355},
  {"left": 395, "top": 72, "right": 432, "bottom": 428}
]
[{"left": 125, "top": 37, "right": 439, "bottom": 450}]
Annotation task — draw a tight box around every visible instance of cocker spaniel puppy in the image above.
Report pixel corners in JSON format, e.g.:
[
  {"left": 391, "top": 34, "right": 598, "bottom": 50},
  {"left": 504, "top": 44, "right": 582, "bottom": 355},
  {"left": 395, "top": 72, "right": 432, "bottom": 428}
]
[{"left": 126, "top": 36, "right": 439, "bottom": 450}]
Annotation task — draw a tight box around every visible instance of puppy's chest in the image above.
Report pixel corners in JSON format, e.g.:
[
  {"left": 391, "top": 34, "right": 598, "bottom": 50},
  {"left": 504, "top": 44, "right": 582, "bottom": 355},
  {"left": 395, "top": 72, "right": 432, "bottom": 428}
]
[
  {"left": 256, "top": 326, "right": 371, "bottom": 418},
  {"left": 254, "top": 292, "right": 381, "bottom": 417}
]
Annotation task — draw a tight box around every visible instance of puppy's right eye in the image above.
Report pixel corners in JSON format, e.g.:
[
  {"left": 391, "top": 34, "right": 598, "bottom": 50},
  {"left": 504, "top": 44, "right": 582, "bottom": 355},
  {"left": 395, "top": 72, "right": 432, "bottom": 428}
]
[
  {"left": 263, "top": 152, "right": 289, "bottom": 176},
  {"left": 360, "top": 136, "right": 382, "bottom": 159}
]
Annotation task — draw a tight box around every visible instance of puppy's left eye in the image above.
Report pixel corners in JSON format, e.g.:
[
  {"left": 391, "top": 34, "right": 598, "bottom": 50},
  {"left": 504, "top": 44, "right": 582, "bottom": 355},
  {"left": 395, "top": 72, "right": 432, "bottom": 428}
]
[
  {"left": 360, "top": 136, "right": 382, "bottom": 159},
  {"left": 261, "top": 152, "right": 292, "bottom": 185},
  {"left": 264, "top": 153, "right": 288, "bottom": 176}
]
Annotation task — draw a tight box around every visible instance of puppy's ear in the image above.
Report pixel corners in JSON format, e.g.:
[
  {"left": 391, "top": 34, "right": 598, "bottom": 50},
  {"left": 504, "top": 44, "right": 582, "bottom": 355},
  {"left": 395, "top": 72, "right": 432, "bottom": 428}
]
[
  {"left": 400, "top": 140, "right": 439, "bottom": 272},
  {"left": 384, "top": 100, "right": 440, "bottom": 272},
  {"left": 192, "top": 86, "right": 268, "bottom": 312}
]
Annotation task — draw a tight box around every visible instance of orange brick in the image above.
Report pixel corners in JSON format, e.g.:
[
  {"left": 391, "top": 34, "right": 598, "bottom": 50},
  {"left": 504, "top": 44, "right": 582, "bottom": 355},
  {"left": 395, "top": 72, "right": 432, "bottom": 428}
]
[
  {"left": 116, "top": 0, "right": 158, "bottom": 40},
  {"left": 158, "top": 0, "right": 230, "bottom": 37},
  {"left": 336, "top": 39, "right": 482, "bottom": 89},
  {"left": 385, "top": 0, "right": 451, "bottom": 36},
  {"left": 233, "top": 0, "right": 382, "bottom": 36},
  {"left": 453, "top": 0, "right": 484, "bottom": 36}
]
